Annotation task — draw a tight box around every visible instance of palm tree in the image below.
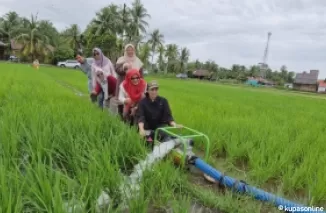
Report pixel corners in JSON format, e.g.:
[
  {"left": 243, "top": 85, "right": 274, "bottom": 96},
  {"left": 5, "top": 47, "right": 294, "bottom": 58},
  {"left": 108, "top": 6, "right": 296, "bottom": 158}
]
[
  {"left": 61, "top": 24, "right": 85, "bottom": 53},
  {"left": 138, "top": 43, "right": 151, "bottom": 68},
  {"left": 147, "top": 29, "right": 164, "bottom": 71},
  {"left": 157, "top": 45, "right": 165, "bottom": 72},
  {"left": 130, "top": 0, "right": 150, "bottom": 48},
  {"left": 92, "top": 4, "right": 120, "bottom": 36},
  {"left": 14, "top": 14, "right": 52, "bottom": 61},
  {"left": 164, "top": 44, "right": 178, "bottom": 74},
  {"left": 118, "top": 3, "right": 131, "bottom": 43},
  {"left": 194, "top": 59, "right": 201, "bottom": 69},
  {"left": 0, "top": 11, "right": 21, "bottom": 43},
  {"left": 38, "top": 20, "right": 59, "bottom": 46},
  {"left": 179, "top": 47, "right": 190, "bottom": 73}
]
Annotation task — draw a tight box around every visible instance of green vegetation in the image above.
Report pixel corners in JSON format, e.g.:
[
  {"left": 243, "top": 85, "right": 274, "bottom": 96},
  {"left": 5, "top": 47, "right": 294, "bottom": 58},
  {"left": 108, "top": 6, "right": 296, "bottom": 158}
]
[
  {"left": 0, "top": 63, "right": 213, "bottom": 213},
  {"left": 2, "top": 63, "right": 324, "bottom": 211},
  {"left": 1, "top": 0, "right": 293, "bottom": 84},
  {"left": 0, "top": 0, "right": 325, "bottom": 210}
]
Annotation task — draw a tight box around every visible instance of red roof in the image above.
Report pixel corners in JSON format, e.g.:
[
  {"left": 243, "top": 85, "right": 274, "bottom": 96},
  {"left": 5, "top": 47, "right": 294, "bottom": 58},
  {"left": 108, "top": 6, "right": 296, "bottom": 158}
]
[{"left": 318, "top": 80, "right": 326, "bottom": 87}]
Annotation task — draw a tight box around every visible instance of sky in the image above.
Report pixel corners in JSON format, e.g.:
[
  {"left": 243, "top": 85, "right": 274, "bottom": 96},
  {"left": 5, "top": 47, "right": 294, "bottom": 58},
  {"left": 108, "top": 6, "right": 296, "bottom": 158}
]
[{"left": 1, "top": 0, "right": 326, "bottom": 78}]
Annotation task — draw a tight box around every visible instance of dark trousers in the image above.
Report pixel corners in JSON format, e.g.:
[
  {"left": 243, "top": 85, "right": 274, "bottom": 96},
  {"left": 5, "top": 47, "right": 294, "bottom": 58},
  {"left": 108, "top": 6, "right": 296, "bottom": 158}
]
[
  {"left": 118, "top": 104, "right": 123, "bottom": 118},
  {"left": 147, "top": 125, "right": 173, "bottom": 142}
]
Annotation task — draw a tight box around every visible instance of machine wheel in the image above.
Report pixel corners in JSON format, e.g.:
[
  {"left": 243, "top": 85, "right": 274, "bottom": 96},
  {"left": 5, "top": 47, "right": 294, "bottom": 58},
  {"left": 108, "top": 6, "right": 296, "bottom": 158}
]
[{"left": 60, "top": 65, "right": 65, "bottom": 67}]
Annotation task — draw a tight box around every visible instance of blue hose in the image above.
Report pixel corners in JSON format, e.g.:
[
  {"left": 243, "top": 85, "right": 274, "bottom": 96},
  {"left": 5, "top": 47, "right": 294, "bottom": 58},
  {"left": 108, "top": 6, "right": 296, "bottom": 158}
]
[{"left": 193, "top": 158, "right": 325, "bottom": 213}]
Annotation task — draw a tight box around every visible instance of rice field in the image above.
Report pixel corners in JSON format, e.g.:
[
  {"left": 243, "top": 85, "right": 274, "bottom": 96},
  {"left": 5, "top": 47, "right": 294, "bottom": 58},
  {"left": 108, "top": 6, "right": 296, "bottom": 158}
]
[{"left": 1, "top": 63, "right": 326, "bottom": 212}]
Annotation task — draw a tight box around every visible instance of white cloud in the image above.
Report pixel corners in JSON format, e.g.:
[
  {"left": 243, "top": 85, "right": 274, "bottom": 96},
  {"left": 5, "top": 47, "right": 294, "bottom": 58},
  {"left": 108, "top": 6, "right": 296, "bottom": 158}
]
[{"left": 1, "top": 0, "right": 326, "bottom": 78}]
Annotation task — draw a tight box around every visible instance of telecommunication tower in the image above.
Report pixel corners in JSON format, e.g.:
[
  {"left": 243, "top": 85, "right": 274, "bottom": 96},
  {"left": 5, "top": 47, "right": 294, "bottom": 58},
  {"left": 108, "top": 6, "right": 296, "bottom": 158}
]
[{"left": 258, "top": 32, "right": 272, "bottom": 78}]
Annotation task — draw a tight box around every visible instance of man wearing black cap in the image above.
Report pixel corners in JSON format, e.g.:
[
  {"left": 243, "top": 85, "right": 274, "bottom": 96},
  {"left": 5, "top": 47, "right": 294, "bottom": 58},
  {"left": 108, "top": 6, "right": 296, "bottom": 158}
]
[{"left": 137, "top": 80, "right": 182, "bottom": 141}]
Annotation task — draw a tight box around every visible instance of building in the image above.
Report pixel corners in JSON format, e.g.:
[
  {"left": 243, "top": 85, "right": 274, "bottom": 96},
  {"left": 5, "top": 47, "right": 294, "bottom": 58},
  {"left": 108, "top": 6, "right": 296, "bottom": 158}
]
[
  {"left": 293, "top": 70, "right": 319, "bottom": 92},
  {"left": 192, "top": 70, "right": 212, "bottom": 79},
  {"left": 317, "top": 80, "right": 326, "bottom": 93},
  {"left": 9, "top": 39, "right": 55, "bottom": 61},
  {"left": 10, "top": 39, "right": 23, "bottom": 55}
]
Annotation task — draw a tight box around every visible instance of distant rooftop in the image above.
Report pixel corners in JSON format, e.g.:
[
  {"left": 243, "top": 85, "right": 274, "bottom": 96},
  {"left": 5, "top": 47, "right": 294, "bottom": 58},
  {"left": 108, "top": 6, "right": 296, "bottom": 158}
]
[
  {"left": 318, "top": 80, "right": 326, "bottom": 87},
  {"left": 294, "top": 70, "right": 319, "bottom": 85}
]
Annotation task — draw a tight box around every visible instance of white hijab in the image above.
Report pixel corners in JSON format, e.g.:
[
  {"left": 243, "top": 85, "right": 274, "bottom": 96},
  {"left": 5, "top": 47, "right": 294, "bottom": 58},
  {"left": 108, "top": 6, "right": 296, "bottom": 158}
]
[{"left": 116, "top": 43, "right": 143, "bottom": 70}]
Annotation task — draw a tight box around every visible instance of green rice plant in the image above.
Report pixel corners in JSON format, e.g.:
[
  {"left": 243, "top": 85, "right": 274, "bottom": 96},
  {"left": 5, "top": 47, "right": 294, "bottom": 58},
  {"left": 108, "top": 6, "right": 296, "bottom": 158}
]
[
  {"left": 37, "top": 65, "right": 326, "bottom": 206},
  {"left": 2, "top": 63, "right": 326, "bottom": 211},
  {"left": 0, "top": 65, "right": 156, "bottom": 212}
]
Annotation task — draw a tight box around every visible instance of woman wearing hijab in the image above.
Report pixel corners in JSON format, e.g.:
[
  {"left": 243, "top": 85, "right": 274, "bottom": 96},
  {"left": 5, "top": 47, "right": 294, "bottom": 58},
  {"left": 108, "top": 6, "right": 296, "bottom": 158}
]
[
  {"left": 115, "top": 44, "right": 144, "bottom": 116},
  {"left": 118, "top": 69, "right": 147, "bottom": 125},
  {"left": 91, "top": 47, "right": 117, "bottom": 109},
  {"left": 33, "top": 59, "right": 39, "bottom": 70}
]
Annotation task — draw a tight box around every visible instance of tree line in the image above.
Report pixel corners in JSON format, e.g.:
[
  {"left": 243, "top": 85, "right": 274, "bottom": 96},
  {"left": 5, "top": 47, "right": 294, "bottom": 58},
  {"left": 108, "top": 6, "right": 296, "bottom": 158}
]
[{"left": 0, "top": 0, "right": 294, "bottom": 84}]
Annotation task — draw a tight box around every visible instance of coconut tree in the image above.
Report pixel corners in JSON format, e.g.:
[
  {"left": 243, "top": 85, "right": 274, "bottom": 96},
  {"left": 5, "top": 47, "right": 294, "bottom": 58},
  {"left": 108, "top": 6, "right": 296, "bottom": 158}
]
[
  {"left": 129, "top": 0, "right": 150, "bottom": 48},
  {"left": 118, "top": 3, "right": 131, "bottom": 44},
  {"left": 147, "top": 29, "right": 164, "bottom": 71},
  {"left": 61, "top": 24, "right": 85, "bottom": 53},
  {"left": 0, "top": 11, "right": 21, "bottom": 43},
  {"left": 157, "top": 45, "right": 165, "bottom": 72},
  {"left": 179, "top": 47, "right": 190, "bottom": 73},
  {"left": 14, "top": 14, "right": 52, "bottom": 61},
  {"left": 138, "top": 43, "right": 151, "bottom": 68},
  {"left": 165, "top": 44, "right": 179, "bottom": 74},
  {"left": 92, "top": 4, "right": 120, "bottom": 36},
  {"left": 38, "top": 20, "right": 60, "bottom": 47}
]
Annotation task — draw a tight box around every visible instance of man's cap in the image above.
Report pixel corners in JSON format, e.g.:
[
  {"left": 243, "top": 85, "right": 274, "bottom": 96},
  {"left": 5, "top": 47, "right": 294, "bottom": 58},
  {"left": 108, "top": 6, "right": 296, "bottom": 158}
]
[{"left": 147, "top": 80, "right": 159, "bottom": 90}]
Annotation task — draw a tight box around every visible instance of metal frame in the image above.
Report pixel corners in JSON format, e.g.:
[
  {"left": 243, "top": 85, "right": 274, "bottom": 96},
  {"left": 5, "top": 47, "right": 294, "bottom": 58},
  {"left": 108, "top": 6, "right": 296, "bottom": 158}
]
[{"left": 154, "top": 126, "right": 211, "bottom": 162}]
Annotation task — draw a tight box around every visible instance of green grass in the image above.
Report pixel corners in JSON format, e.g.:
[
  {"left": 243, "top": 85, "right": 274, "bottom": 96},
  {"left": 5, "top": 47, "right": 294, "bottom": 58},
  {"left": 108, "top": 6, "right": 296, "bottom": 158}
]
[
  {"left": 151, "top": 77, "right": 326, "bottom": 205},
  {"left": 0, "top": 64, "right": 201, "bottom": 213},
  {"left": 1, "top": 63, "right": 325, "bottom": 212}
]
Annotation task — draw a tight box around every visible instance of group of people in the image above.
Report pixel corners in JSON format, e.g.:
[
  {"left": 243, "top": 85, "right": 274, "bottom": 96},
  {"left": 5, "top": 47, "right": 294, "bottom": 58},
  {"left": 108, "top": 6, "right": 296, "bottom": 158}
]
[{"left": 76, "top": 44, "right": 182, "bottom": 140}]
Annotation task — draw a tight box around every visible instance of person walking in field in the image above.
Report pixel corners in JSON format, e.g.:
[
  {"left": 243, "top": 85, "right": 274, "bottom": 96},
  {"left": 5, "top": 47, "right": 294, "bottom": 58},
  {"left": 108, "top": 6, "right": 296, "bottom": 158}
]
[
  {"left": 75, "top": 52, "right": 93, "bottom": 94},
  {"left": 137, "top": 80, "right": 182, "bottom": 141},
  {"left": 33, "top": 59, "right": 39, "bottom": 70},
  {"left": 115, "top": 44, "right": 144, "bottom": 116},
  {"left": 118, "top": 69, "right": 147, "bottom": 125},
  {"left": 91, "top": 47, "right": 117, "bottom": 109}
]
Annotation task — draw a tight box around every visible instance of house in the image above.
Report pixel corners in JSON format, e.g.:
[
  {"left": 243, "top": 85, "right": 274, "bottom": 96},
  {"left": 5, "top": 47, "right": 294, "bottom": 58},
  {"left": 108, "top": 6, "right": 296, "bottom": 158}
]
[
  {"left": 284, "top": 83, "right": 293, "bottom": 89},
  {"left": 317, "top": 80, "right": 326, "bottom": 93},
  {"left": 192, "top": 69, "right": 211, "bottom": 79},
  {"left": 293, "top": 70, "right": 319, "bottom": 92},
  {"left": 10, "top": 39, "right": 23, "bottom": 55},
  {"left": 10, "top": 39, "right": 55, "bottom": 55},
  {"left": 0, "top": 40, "right": 7, "bottom": 60}
]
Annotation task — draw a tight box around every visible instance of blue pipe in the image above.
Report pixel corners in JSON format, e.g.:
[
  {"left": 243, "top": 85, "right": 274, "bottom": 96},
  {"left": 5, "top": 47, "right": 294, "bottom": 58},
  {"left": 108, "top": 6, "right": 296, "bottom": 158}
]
[{"left": 193, "top": 157, "right": 325, "bottom": 213}]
